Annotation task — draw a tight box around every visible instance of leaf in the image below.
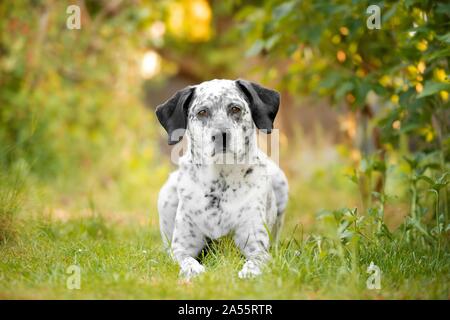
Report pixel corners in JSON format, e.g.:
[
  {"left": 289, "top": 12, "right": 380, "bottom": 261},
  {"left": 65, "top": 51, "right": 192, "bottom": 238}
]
[
  {"left": 354, "top": 81, "right": 371, "bottom": 106},
  {"left": 399, "top": 123, "right": 421, "bottom": 134},
  {"left": 265, "top": 34, "right": 280, "bottom": 51},
  {"left": 382, "top": 3, "right": 398, "bottom": 23},
  {"left": 345, "top": 169, "right": 358, "bottom": 184},
  {"left": 422, "top": 162, "right": 441, "bottom": 171},
  {"left": 436, "top": 3, "right": 450, "bottom": 15},
  {"left": 425, "top": 47, "right": 450, "bottom": 61},
  {"left": 417, "top": 81, "right": 450, "bottom": 98},
  {"left": 380, "top": 224, "right": 393, "bottom": 240},
  {"left": 319, "top": 72, "right": 341, "bottom": 90},
  {"left": 316, "top": 209, "right": 333, "bottom": 219},
  {"left": 437, "top": 32, "right": 450, "bottom": 44},
  {"left": 245, "top": 39, "right": 265, "bottom": 57},
  {"left": 272, "top": 1, "right": 297, "bottom": 21},
  {"left": 436, "top": 172, "right": 449, "bottom": 185},
  {"left": 416, "top": 175, "right": 434, "bottom": 185},
  {"left": 335, "top": 81, "right": 354, "bottom": 100}
]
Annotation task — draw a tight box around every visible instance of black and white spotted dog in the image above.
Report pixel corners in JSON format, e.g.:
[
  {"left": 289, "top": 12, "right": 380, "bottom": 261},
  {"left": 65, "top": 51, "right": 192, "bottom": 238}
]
[{"left": 156, "top": 79, "right": 288, "bottom": 279}]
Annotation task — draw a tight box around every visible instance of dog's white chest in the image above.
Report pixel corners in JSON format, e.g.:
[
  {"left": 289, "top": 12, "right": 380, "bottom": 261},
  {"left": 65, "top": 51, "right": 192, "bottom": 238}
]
[{"left": 177, "top": 165, "right": 271, "bottom": 239}]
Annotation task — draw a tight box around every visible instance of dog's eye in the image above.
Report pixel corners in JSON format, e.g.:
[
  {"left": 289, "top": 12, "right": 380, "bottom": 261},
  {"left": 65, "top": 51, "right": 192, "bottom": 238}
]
[
  {"left": 230, "top": 106, "right": 241, "bottom": 114},
  {"left": 197, "top": 110, "right": 208, "bottom": 118}
]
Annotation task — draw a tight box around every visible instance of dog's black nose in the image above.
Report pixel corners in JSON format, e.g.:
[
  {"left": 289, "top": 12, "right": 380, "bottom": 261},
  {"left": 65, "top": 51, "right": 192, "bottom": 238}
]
[{"left": 212, "top": 131, "right": 229, "bottom": 152}]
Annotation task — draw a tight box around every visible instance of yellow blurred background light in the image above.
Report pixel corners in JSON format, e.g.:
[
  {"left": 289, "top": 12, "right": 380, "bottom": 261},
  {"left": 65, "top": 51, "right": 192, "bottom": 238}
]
[
  {"left": 434, "top": 68, "right": 447, "bottom": 82},
  {"left": 392, "top": 120, "right": 401, "bottom": 130},
  {"left": 149, "top": 21, "right": 166, "bottom": 40},
  {"left": 167, "top": 0, "right": 212, "bottom": 42},
  {"left": 416, "top": 39, "right": 428, "bottom": 52},
  {"left": 339, "top": 26, "right": 349, "bottom": 36},
  {"left": 337, "top": 50, "right": 346, "bottom": 62},
  {"left": 140, "top": 50, "right": 161, "bottom": 79},
  {"left": 415, "top": 82, "right": 423, "bottom": 93},
  {"left": 417, "top": 61, "right": 426, "bottom": 74}
]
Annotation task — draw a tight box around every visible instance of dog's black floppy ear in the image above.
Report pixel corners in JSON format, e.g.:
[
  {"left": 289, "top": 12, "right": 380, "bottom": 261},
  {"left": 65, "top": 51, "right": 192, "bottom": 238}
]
[
  {"left": 235, "top": 79, "right": 280, "bottom": 133},
  {"left": 156, "top": 86, "right": 195, "bottom": 145}
]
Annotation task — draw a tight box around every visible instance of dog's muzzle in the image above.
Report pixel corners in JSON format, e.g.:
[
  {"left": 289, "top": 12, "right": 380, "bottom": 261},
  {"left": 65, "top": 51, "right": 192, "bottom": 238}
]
[{"left": 212, "top": 130, "right": 230, "bottom": 153}]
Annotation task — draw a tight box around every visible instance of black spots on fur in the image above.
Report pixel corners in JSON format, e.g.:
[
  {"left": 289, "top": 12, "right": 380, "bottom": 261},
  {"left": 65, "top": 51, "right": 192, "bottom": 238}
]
[
  {"left": 205, "top": 193, "right": 221, "bottom": 210},
  {"left": 257, "top": 229, "right": 267, "bottom": 238},
  {"left": 244, "top": 168, "right": 253, "bottom": 178},
  {"left": 257, "top": 239, "right": 267, "bottom": 250},
  {"left": 222, "top": 183, "right": 230, "bottom": 192},
  {"left": 211, "top": 176, "right": 229, "bottom": 193},
  {"left": 188, "top": 243, "right": 198, "bottom": 249},
  {"left": 266, "top": 192, "right": 273, "bottom": 212}
]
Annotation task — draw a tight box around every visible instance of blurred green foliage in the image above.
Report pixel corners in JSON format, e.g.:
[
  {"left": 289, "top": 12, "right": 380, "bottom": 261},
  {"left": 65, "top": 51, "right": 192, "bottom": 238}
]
[
  {"left": 0, "top": 1, "right": 172, "bottom": 214},
  {"left": 237, "top": 0, "right": 449, "bottom": 155}
]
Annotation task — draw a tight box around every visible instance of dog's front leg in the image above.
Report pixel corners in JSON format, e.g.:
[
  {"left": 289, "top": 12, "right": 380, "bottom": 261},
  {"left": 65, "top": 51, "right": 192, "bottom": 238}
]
[
  {"left": 171, "top": 213, "right": 206, "bottom": 279},
  {"left": 234, "top": 220, "right": 271, "bottom": 279}
]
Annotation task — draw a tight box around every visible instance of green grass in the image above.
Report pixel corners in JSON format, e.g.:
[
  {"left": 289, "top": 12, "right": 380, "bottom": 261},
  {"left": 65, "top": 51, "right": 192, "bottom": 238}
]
[
  {"left": 0, "top": 154, "right": 448, "bottom": 299},
  {"left": 0, "top": 203, "right": 448, "bottom": 299}
]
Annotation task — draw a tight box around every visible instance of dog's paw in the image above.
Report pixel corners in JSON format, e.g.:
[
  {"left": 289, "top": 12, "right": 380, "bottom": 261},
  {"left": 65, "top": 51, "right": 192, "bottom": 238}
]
[
  {"left": 238, "top": 260, "right": 262, "bottom": 279},
  {"left": 179, "top": 257, "right": 205, "bottom": 279}
]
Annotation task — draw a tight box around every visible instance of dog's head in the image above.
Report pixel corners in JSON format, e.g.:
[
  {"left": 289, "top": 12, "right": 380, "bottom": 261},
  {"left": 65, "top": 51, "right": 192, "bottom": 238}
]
[{"left": 156, "top": 79, "right": 280, "bottom": 164}]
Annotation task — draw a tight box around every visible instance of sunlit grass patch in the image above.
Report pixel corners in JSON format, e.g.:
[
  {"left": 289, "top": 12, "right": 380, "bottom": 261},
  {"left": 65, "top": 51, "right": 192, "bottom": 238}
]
[{"left": 0, "top": 203, "right": 448, "bottom": 299}]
